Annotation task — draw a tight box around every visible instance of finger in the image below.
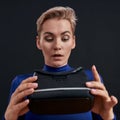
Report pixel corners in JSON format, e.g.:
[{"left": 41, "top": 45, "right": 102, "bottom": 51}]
[
  {"left": 92, "top": 65, "right": 101, "bottom": 82},
  {"left": 110, "top": 96, "right": 118, "bottom": 107},
  {"left": 90, "top": 89, "right": 109, "bottom": 100},
  {"left": 13, "top": 99, "right": 29, "bottom": 114},
  {"left": 86, "top": 81, "right": 106, "bottom": 90},
  {"left": 22, "top": 76, "right": 38, "bottom": 84},
  {"left": 19, "top": 107, "right": 29, "bottom": 116},
  {"left": 13, "top": 76, "right": 38, "bottom": 95},
  {"left": 12, "top": 88, "right": 35, "bottom": 104},
  {"left": 14, "top": 82, "right": 38, "bottom": 95}
]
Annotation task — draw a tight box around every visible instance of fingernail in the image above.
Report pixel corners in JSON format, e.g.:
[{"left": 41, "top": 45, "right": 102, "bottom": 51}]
[
  {"left": 86, "top": 82, "right": 92, "bottom": 86},
  {"left": 91, "top": 89, "right": 96, "bottom": 93},
  {"left": 25, "top": 99, "right": 29, "bottom": 104},
  {"left": 33, "top": 76, "right": 38, "bottom": 79},
  {"left": 93, "top": 65, "right": 96, "bottom": 70},
  {"left": 33, "top": 83, "right": 38, "bottom": 87}
]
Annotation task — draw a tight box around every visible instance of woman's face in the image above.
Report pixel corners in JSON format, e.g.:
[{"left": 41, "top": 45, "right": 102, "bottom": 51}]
[{"left": 36, "top": 18, "right": 75, "bottom": 67}]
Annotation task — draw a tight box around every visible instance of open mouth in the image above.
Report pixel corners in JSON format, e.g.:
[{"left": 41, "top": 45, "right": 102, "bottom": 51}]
[
  {"left": 52, "top": 54, "right": 64, "bottom": 59},
  {"left": 52, "top": 54, "right": 63, "bottom": 57}
]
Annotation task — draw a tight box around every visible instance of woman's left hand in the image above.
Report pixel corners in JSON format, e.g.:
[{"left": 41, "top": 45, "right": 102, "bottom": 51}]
[{"left": 86, "top": 65, "right": 118, "bottom": 120}]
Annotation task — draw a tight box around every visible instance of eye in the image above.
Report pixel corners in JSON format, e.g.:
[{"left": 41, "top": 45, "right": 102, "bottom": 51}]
[
  {"left": 62, "top": 35, "right": 70, "bottom": 42},
  {"left": 44, "top": 36, "right": 54, "bottom": 42}
]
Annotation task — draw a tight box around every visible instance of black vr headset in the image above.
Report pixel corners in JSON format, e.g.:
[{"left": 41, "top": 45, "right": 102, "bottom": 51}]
[{"left": 28, "top": 67, "right": 94, "bottom": 114}]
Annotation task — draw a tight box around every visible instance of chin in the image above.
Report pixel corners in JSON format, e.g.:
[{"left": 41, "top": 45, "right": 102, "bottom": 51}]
[{"left": 50, "top": 62, "right": 67, "bottom": 68}]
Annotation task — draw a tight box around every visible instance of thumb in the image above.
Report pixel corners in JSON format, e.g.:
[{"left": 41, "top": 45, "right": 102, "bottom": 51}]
[{"left": 110, "top": 95, "right": 118, "bottom": 107}]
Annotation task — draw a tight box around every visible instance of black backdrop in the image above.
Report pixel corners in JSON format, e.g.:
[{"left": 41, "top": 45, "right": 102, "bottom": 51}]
[{"left": 0, "top": 0, "right": 120, "bottom": 119}]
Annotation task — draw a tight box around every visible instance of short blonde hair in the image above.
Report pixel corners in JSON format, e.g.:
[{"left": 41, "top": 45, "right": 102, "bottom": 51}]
[{"left": 36, "top": 6, "right": 77, "bottom": 36}]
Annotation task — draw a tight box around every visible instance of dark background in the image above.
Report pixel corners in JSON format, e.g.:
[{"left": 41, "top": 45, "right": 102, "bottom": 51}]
[{"left": 0, "top": 0, "right": 120, "bottom": 119}]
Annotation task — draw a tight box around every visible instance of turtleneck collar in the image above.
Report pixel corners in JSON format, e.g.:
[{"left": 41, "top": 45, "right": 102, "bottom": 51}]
[{"left": 43, "top": 64, "right": 73, "bottom": 72}]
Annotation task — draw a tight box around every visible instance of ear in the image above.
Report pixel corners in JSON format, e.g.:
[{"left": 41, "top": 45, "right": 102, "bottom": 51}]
[
  {"left": 72, "top": 35, "right": 76, "bottom": 49},
  {"left": 36, "top": 36, "right": 41, "bottom": 50}
]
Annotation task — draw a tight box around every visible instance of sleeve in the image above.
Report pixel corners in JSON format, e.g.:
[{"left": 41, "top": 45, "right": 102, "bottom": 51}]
[{"left": 92, "top": 112, "right": 117, "bottom": 120}]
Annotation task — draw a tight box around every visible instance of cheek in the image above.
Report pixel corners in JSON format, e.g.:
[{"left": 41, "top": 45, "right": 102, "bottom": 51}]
[
  {"left": 64, "top": 47, "right": 72, "bottom": 56},
  {"left": 41, "top": 43, "right": 52, "bottom": 54},
  {"left": 65, "top": 43, "right": 74, "bottom": 51}
]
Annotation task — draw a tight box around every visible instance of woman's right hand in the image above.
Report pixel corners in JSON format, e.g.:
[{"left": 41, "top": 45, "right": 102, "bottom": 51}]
[{"left": 4, "top": 76, "right": 38, "bottom": 120}]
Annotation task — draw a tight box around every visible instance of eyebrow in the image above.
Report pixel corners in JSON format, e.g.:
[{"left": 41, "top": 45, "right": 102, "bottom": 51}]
[
  {"left": 43, "top": 31, "right": 71, "bottom": 35},
  {"left": 61, "top": 31, "right": 71, "bottom": 35}
]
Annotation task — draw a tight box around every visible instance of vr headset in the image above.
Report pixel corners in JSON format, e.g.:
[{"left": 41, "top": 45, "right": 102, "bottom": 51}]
[{"left": 28, "top": 67, "right": 94, "bottom": 114}]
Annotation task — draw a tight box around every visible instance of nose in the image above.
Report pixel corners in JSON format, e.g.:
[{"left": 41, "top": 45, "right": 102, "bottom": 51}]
[{"left": 53, "top": 39, "right": 62, "bottom": 50}]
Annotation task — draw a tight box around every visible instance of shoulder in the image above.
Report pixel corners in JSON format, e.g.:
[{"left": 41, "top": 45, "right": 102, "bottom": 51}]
[
  {"left": 10, "top": 73, "right": 33, "bottom": 92},
  {"left": 12, "top": 73, "right": 33, "bottom": 84},
  {"left": 13, "top": 73, "right": 33, "bottom": 81},
  {"left": 84, "top": 69, "right": 103, "bottom": 82},
  {"left": 84, "top": 69, "right": 94, "bottom": 81}
]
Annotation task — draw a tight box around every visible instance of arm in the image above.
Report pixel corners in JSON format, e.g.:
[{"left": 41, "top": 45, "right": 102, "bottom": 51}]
[
  {"left": 86, "top": 65, "right": 118, "bottom": 120},
  {"left": 4, "top": 76, "right": 38, "bottom": 120}
]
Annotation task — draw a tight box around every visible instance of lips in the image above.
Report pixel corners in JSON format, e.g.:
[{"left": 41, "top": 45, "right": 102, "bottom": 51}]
[
  {"left": 52, "top": 54, "right": 63, "bottom": 57},
  {"left": 52, "top": 54, "right": 63, "bottom": 59}
]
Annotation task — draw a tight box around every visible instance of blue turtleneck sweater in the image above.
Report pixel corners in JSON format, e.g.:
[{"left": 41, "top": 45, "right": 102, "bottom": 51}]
[{"left": 4, "top": 64, "right": 116, "bottom": 120}]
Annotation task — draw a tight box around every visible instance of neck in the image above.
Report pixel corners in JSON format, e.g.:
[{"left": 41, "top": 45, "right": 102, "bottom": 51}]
[{"left": 43, "top": 64, "right": 73, "bottom": 72}]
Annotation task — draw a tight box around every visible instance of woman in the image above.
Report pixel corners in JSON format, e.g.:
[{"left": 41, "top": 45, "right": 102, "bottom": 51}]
[{"left": 4, "top": 6, "right": 118, "bottom": 120}]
